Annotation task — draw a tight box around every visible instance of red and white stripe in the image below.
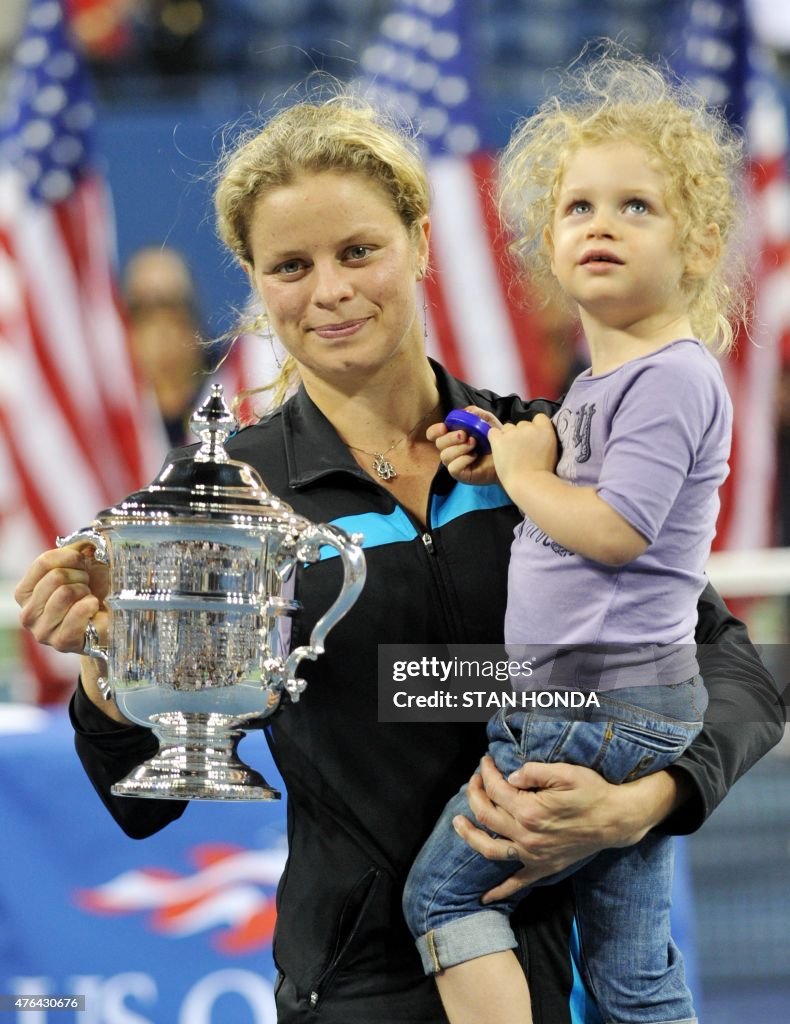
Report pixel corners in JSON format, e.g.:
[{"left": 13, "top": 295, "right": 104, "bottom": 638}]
[
  {"left": 0, "top": 169, "right": 161, "bottom": 700},
  {"left": 717, "top": 82, "right": 790, "bottom": 551}
]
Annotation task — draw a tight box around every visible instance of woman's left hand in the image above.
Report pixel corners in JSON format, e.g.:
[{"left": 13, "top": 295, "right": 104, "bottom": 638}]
[{"left": 452, "top": 756, "right": 686, "bottom": 903}]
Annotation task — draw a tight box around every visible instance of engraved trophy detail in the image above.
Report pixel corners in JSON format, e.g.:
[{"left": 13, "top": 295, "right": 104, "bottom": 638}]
[{"left": 57, "top": 385, "right": 366, "bottom": 801}]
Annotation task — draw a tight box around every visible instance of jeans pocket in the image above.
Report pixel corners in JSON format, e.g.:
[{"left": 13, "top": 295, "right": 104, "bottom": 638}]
[
  {"left": 605, "top": 720, "right": 693, "bottom": 783},
  {"left": 612, "top": 720, "right": 690, "bottom": 755}
]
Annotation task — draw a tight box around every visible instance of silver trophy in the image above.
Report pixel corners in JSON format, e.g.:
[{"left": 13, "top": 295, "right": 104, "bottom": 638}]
[{"left": 57, "top": 385, "right": 366, "bottom": 801}]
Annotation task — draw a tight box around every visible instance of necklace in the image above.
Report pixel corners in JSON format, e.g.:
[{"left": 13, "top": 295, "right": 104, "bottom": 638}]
[{"left": 347, "top": 402, "right": 441, "bottom": 482}]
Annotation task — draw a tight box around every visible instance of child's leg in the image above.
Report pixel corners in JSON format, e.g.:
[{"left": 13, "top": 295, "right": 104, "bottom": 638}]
[
  {"left": 403, "top": 787, "right": 535, "bottom": 1024},
  {"left": 402, "top": 781, "right": 527, "bottom": 973},
  {"left": 572, "top": 832, "right": 697, "bottom": 1023},
  {"left": 435, "top": 951, "right": 533, "bottom": 1024},
  {"left": 559, "top": 682, "right": 703, "bottom": 1022}
]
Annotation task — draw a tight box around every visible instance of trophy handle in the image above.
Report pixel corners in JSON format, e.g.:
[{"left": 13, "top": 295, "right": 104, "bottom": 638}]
[
  {"left": 281, "top": 524, "right": 366, "bottom": 700},
  {"left": 55, "top": 528, "right": 111, "bottom": 663},
  {"left": 56, "top": 526, "right": 110, "bottom": 564}
]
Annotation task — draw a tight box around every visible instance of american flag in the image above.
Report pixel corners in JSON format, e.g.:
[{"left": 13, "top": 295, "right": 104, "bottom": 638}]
[
  {"left": 672, "top": 0, "right": 790, "bottom": 551},
  {"left": 0, "top": 0, "right": 160, "bottom": 701}
]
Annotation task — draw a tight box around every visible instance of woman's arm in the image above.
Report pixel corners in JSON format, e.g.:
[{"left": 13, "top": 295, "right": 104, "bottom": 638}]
[
  {"left": 455, "top": 583, "right": 784, "bottom": 901},
  {"left": 70, "top": 679, "right": 188, "bottom": 839},
  {"left": 662, "top": 581, "right": 786, "bottom": 833}
]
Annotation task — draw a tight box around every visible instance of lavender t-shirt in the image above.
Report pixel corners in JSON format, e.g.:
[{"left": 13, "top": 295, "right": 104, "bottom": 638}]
[{"left": 504, "top": 339, "right": 732, "bottom": 691}]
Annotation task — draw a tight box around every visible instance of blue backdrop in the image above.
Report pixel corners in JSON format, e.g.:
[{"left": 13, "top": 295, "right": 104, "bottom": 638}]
[
  {"left": 95, "top": 104, "right": 251, "bottom": 338},
  {"left": 0, "top": 707, "right": 286, "bottom": 1023}
]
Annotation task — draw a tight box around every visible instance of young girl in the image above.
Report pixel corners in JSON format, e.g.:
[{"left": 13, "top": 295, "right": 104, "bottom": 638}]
[{"left": 403, "top": 52, "right": 745, "bottom": 1024}]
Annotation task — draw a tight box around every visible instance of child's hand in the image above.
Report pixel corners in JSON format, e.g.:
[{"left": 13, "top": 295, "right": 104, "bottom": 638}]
[
  {"left": 427, "top": 406, "right": 503, "bottom": 485},
  {"left": 488, "top": 413, "right": 558, "bottom": 494}
]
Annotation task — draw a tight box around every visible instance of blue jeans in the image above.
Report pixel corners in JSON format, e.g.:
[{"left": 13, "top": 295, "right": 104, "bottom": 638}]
[{"left": 402, "top": 679, "right": 707, "bottom": 1024}]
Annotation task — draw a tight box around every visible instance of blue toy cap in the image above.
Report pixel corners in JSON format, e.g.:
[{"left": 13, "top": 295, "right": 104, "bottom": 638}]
[{"left": 444, "top": 409, "right": 492, "bottom": 455}]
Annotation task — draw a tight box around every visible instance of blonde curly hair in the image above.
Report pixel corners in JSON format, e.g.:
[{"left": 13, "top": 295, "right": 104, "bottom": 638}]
[
  {"left": 498, "top": 48, "right": 747, "bottom": 352},
  {"left": 214, "top": 93, "right": 431, "bottom": 408}
]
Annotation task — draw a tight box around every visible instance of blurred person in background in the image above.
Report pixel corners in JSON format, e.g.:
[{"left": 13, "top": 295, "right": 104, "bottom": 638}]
[
  {"left": 123, "top": 245, "right": 211, "bottom": 447},
  {"left": 777, "top": 360, "right": 790, "bottom": 682}
]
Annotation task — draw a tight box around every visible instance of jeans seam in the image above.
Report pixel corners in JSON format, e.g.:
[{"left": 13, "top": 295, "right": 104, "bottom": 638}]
[
  {"left": 569, "top": 873, "right": 601, "bottom": 1009},
  {"left": 587, "top": 720, "right": 615, "bottom": 773}
]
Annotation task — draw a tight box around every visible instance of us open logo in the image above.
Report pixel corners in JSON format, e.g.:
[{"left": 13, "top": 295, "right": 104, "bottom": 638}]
[{"left": 74, "top": 843, "right": 286, "bottom": 955}]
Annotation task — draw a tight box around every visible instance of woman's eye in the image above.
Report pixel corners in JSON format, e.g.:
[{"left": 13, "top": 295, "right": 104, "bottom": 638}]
[
  {"left": 275, "top": 259, "right": 305, "bottom": 276},
  {"left": 346, "top": 245, "right": 373, "bottom": 260}
]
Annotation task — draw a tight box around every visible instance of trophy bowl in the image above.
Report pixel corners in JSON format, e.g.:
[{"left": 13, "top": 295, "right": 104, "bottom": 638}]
[{"left": 57, "top": 385, "right": 366, "bottom": 801}]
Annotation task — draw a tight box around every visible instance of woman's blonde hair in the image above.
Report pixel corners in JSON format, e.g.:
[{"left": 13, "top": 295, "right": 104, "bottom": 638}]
[
  {"left": 214, "top": 91, "right": 431, "bottom": 408},
  {"left": 498, "top": 47, "right": 747, "bottom": 352}
]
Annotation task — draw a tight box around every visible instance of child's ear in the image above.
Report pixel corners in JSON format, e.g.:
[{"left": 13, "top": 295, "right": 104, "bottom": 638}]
[
  {"left": 685, "top": 223, "right": 721, "bottom": 279},
  {"left": 543, "top": 225, "right": 556, "bottom": 276}
]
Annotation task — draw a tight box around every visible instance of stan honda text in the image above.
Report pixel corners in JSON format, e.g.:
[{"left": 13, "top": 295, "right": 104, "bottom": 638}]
[{"left": 392, "top": 689, "right": 602, "bottom": 709}]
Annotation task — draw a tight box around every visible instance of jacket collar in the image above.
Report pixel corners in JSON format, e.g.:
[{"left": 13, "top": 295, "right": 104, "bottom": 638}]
[{"left": 281, "top": 359, "right": 478, "bottom": 489}]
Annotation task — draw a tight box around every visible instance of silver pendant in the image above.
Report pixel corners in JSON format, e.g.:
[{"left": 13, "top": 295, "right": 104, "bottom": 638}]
[{"left": 373, "top": 453, "right": 397, "bottom": 481}]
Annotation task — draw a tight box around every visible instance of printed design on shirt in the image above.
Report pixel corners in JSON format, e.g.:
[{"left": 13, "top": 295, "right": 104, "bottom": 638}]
[
  {"left": 519, "top": 518, "right": 574, "bottom": 558},
  {"left": 554, "top": 402, "right": 597, "bottom": 483},
  {"left": 571, "top": 402, "right": 596, "bottom": 463}
]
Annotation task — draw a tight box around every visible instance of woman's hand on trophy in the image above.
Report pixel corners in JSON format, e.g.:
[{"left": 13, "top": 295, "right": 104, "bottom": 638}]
[
  {"left": 15, "top": 546, "right": 131, "bottom": 721},
  {"left": 15, "top": 545, "right": 108, "bottom": 655}
]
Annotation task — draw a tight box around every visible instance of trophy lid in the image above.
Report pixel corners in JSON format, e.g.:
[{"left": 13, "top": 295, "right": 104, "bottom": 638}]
[{"left": 96, "top": 385, "right": 293, "bottom": 523}]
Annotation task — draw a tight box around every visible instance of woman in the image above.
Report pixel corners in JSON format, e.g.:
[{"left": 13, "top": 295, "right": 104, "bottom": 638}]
[{"left": 14, "top": 95, "right": 783, "bottom": 1024}]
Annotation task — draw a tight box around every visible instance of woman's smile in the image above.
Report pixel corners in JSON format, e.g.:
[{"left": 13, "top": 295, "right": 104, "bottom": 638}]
[{"left": 309, "top": 316, "right": 372, "bottom": 339}]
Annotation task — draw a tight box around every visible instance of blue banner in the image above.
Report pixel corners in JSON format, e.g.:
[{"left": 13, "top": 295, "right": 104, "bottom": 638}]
[{"left": 0, "top": 707, "right": 285, "bottom": 1023}]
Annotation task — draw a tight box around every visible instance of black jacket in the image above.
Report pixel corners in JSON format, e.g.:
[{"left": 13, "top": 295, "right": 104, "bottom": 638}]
[{"left": 71, "top": 362, "right": 785, "bottom": 1023}]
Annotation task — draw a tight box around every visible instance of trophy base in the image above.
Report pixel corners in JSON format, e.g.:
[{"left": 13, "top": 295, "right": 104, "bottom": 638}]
[{"left": 110, "top": 712, "right": 281, "bottom": 801}]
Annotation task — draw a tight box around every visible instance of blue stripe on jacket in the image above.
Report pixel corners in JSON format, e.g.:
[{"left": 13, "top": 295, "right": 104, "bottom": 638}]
[
  {"left": 310, "top": 483, "right": 513, "bottom": 561},
  {"left": 569, "top": 919, "right": 604, "bottom": 1023},
  {"left": 430, "top": 482, "right": 512, "bottom": 529},
  {"left": 311, "top": 506, "right": 419, "bottom": 561}
]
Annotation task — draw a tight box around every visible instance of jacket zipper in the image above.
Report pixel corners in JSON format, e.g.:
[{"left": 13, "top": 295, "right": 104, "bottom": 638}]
[{"left": 307, "top": 868, "right": 380, "bottom": 1009}]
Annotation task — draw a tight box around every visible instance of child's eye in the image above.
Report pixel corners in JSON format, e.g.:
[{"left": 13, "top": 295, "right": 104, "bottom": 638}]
[
  {"left": 625, "top": 198, "right": 649, "bottom": 214},
  {"left": 568, "top": 201, "right": 591, "bottom": 215}
]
